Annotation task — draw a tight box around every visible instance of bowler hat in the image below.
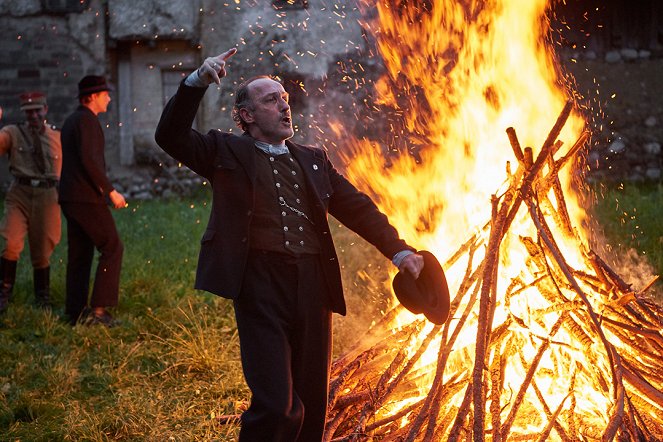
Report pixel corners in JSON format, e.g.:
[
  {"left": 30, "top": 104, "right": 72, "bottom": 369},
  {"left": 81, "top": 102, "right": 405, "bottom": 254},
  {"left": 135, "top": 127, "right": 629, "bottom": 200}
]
[
  {"left": 392, "top": 250, "right": 450, "bottom": 325},
  {"left": 19, "top": 91, "right": 47, "bottom": 111},
  {"left": 78, "top": 75, "right": 110, "bottom": 98}
]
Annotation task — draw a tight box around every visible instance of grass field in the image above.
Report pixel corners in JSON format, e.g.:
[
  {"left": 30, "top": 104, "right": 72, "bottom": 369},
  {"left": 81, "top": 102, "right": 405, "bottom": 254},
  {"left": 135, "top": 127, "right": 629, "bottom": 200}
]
[
  {"left": 0, "top": 193, "right": 395, "bottom": 441},
  {"left": 0, "top": 197, "right": 249, "bottom": 441},
  {"left": 0, "top": 181, "right": 660, "bottom": 441},
  {"left": 587, "top": 182, "right": 663, "bottom": 296}
]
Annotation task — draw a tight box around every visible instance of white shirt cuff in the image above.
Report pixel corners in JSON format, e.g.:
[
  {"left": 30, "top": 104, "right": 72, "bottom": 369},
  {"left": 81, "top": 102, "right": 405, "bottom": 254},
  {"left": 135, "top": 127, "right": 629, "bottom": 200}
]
[
  {"left": 392, "top": 250, "right": 414, "bottom": 269},
  {"left": 184, "top": 70, "right": 209, "bottom": 88}
]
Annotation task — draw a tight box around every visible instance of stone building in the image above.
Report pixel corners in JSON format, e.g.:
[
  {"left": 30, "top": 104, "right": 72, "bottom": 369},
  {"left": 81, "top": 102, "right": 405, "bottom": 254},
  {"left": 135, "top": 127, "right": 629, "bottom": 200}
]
[
  {"left": 0, "top": 1, "right": 661, "bottom": 192},
  {"left": 0, "top": 0, "right": 366, "bottom": 191}
]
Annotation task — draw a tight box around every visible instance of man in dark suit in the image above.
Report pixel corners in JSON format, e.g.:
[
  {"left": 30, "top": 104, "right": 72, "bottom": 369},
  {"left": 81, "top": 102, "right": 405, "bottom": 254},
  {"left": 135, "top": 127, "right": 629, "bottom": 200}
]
[
  {"left": 59, "top": 75, "right": 126, "bottom": 326},
  {"left": 155, "top": 48, "right": 424, "bottom": 441}
]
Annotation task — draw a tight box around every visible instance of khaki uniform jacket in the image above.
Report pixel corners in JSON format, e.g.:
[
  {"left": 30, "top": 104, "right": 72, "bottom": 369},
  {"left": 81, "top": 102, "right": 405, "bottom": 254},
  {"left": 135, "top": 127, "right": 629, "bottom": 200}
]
[{"left": 0, "top": 123, "right": 62, "bottom": 179}]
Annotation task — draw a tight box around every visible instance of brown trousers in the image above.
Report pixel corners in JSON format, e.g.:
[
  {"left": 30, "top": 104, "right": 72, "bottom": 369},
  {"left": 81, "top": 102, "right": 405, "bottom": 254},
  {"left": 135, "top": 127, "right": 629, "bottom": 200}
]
[{"left": 0, "top": 182, "right": 61, "bottom": 268}]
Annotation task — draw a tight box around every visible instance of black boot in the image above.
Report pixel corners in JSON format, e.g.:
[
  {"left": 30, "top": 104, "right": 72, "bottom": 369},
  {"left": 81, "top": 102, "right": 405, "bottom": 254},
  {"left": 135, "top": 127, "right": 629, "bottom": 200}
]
[
  {"left": 0, "top": 258, "right": 17, "bottom": 313},
  {"left": 34, "top": 266, "right": 51, "bottom": 309}
]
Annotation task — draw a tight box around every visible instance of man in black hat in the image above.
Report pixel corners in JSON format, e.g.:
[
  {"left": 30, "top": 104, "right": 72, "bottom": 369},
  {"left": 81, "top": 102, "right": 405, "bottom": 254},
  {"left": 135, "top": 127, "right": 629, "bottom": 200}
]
[
  {"left": 59, "top": 75, "right": 126, "bottom": 326},
  {"left": 155, "top": 48, "right": 426, "bottom": 441},
  {"left": 0, "top": 91, "right": 62, "bottom": 312}
]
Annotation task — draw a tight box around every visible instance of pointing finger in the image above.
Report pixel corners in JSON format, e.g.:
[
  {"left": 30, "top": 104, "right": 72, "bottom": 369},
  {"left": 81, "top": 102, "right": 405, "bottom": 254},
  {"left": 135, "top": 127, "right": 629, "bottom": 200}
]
[{"left": 220, "top": 47, "right": 237, "bottom": 61}]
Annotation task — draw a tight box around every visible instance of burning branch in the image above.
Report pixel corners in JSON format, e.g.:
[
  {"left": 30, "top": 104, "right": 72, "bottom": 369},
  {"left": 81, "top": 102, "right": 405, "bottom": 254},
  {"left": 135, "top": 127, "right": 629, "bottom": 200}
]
[{"left": 326, "top": 103, "right": 663, "bottom": 441}]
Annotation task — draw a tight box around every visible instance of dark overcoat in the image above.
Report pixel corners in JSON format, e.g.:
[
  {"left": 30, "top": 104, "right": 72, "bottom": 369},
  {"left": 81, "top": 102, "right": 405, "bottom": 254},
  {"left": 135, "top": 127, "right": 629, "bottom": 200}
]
[
  {"left": 155, "top": 82, "right": 412, "bottom": 315},
  {"left": 59, "top": 105, "right": 115, "bottom": 203}
]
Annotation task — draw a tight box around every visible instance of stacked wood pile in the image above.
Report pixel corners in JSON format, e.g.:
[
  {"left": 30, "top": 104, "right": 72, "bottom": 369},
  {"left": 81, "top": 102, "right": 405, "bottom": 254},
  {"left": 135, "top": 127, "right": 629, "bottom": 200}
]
[{"left": 326, "top": 102, "right": 663, "bottom": 441}]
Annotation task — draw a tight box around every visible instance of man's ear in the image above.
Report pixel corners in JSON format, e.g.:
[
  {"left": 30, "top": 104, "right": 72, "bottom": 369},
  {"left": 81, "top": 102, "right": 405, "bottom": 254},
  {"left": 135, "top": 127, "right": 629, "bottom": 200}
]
[{"left": 239, "top": 108, "right": 254, "bottom": 124}]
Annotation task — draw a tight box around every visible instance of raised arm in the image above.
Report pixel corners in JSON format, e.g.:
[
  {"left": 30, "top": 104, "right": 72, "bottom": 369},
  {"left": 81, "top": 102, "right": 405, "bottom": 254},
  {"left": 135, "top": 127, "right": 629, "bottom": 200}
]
[
  {"left": 154, "top": 48, "right": 237, "bottom": 179},
  {"left": 197, "top": 48, "right": 237, "bottom": 85}
]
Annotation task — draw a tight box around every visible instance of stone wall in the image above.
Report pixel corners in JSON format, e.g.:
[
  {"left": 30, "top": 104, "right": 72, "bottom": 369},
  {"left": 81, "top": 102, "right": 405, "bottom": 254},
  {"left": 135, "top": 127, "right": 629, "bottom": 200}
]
[
  {"left": 0, "top": 0, "right": 114, "bottom": 185},
  {"left": 0, "top": 0, "right": 368, "bottom": 192},
  {"left": 0, "top": 1, "right": 661, "bottom": 199}
]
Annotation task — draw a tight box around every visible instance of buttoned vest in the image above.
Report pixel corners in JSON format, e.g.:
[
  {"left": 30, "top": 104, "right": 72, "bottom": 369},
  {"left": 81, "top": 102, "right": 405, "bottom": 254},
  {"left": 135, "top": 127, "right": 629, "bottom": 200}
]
[{"left": 250, "top": 150, "right": 321, "bottom": 255}]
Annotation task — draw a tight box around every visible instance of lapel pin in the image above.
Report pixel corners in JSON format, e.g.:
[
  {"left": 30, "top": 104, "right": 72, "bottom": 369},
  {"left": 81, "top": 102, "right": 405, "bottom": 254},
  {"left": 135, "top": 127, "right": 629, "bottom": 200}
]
[{"left": 313, "top": 164, "right": 318, "bottom": 170}]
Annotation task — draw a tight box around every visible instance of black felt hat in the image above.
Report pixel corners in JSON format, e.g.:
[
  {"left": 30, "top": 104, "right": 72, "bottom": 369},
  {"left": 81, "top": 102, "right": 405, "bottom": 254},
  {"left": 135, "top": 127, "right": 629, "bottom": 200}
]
[
  {"left": 392, "top": 250, "right": 450, "bottom": 325},
  {"left": 78, "top": 75, "right": 110, "bottom": 98}
]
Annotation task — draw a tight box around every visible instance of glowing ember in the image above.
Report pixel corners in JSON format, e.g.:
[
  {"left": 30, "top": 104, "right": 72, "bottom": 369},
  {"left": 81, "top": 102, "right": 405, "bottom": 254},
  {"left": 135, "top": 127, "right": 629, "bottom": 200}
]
[{"left": 327, "top": 1, "right": 663, "bottom": 440}]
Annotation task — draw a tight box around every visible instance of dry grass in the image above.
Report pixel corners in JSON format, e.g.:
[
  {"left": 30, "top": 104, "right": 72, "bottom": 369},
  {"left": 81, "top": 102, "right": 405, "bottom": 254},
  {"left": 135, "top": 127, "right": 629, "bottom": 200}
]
[{"left": 0, "top": 187, "right": 660, "bottom": 440}]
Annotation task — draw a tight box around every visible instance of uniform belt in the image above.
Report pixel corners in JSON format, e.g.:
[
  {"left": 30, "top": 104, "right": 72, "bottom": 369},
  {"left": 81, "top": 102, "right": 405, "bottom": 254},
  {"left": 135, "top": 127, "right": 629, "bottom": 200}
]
[{"left": 15, "top": 177, "right": 58, "bottom": 188}]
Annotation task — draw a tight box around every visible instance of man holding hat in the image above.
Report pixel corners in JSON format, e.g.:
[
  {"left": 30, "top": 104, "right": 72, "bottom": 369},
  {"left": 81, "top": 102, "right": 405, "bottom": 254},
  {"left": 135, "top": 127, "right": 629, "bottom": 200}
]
[
  {"left": 59, "top": 75, "right": 126, "bottom": 326},
  {"left": 0, "top": 91, "right": 62, "bottom": 312},
  {"left": 155, "top": 49, "right": 432, "bottom": 441}
]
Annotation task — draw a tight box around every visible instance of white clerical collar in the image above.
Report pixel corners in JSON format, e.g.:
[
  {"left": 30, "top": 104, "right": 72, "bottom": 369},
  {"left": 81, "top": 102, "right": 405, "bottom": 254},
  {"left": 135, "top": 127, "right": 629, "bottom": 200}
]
[{"left": 255, "top": 140, "right": 289, "bottom": 156}]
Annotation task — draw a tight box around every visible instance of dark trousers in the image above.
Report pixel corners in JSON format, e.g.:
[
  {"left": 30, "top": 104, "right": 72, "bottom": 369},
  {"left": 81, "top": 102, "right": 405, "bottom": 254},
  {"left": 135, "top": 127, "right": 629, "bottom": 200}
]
[
  {"left": 61, "top": 202, "right": 123, "bottom": 321},
  {"left": 234, "top": 250, "right": 332, "bottom": 442}
]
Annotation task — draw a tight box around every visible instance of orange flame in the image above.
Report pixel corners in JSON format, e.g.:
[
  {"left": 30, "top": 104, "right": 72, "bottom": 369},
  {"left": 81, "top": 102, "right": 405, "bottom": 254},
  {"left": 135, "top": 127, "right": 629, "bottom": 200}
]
[
  {"left": 331, "top": 0, "right": 644, "bottom": 437},
  {"left": 344, "top": 0, "right": 585, "bottom": 249}
]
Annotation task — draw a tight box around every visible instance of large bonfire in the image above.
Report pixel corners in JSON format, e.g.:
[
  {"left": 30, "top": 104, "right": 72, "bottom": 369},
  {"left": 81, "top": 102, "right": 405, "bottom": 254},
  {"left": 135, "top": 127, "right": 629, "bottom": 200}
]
[{"left": 326, "top": 1, "right": 663, "bottom": 441}]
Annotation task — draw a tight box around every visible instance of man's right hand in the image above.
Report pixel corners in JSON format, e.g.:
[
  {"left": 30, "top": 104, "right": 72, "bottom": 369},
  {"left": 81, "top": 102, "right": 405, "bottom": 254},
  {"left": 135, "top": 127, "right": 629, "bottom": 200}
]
[
  {"left": 197, "top": 48, "right": 238, "bottom": 85},
  {"left": 109, "top": 189, "right": 127, "bottom": 209},
  {"left": 399, "top": 253, "right": 424, "bottom": 280}
]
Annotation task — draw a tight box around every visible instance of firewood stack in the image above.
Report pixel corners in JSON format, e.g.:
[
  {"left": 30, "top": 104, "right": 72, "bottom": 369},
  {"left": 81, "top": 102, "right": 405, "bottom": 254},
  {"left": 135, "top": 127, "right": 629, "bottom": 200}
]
[{"left": 326, "top": 102, "right": 663, "bottom": 441}]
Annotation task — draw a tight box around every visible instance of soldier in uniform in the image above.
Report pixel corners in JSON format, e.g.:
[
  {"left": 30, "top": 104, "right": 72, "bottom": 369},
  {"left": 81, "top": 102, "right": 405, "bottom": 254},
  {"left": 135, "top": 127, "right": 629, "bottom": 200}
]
[{"left": 0, "top": 91, "right": 62, "bottom": 312}]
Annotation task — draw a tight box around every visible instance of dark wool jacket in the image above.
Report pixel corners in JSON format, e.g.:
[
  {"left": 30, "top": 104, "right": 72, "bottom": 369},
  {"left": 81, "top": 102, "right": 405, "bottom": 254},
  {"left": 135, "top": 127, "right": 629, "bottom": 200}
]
[
  {"left": 155, "top": 82, "right": 413, "bottom": 315},
  {"left": 59, "top": 105, "right": 115, "bottom": 204}
]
